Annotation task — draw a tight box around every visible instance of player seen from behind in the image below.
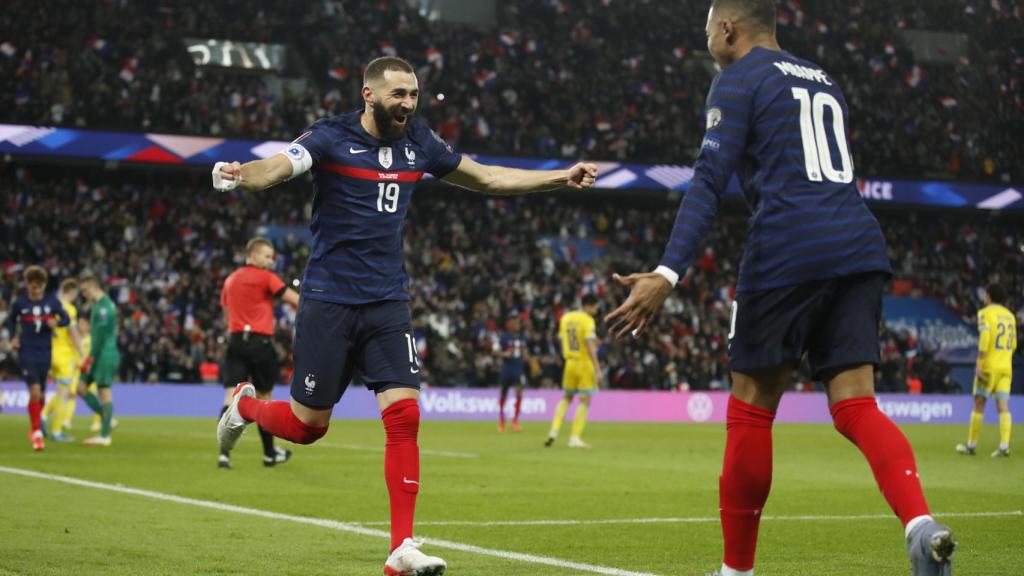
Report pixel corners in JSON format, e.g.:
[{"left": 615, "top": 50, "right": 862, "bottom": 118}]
[
  {"left": 606, "top": 1, "right": 955, "bottom": 575},
  {"left": 546, "top": 294, "right": 602, "bottom": 449},
  {"left": 957, "top": 283, "right": 1017, "bottom": 458}
]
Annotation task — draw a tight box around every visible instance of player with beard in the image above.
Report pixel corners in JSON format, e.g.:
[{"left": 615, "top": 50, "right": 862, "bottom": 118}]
[{"left": 212, "top": 56, "right": 597, "bottom": 575}]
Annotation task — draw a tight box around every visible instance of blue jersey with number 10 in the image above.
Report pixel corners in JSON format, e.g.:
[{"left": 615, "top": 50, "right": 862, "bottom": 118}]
[
  {"left": 293, "top": 110, "right": 462, "bottom": 305},
  {"left": 660, "top": 47, "right": 891, "bottom": 292}
]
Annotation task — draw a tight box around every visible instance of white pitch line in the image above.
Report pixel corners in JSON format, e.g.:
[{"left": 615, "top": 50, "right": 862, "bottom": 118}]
[
  {"left": 357, "top": 510, "right": 1024, "bottom": 527},
  {"left": 0, "top": 466, "right": 659, "bottom": 576},
  {"left": 130, "top": 429, "right": 479, "bottom": 459}
]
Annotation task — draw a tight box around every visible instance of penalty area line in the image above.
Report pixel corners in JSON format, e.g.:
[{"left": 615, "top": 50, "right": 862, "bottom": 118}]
[{"left": 0, "top": 466, "right": 660, "bottom": 576}]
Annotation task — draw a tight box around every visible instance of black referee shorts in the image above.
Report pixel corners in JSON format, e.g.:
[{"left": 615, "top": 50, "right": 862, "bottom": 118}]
[{"left": 223, "top": 333, "right": 279, "bottom": 393}]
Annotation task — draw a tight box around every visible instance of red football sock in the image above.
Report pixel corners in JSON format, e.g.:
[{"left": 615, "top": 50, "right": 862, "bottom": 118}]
[
  {"left": 383, "top": 399, "right": 420, "bottom": 552},
  {"left": 28, "top": 400, "right": 43, "bottom": 433},
  {"left": 831, "top": 397, "right": 930, "bottom": 526},
  {"left": 513, "top": 395, "right": 522, "bottom": 421},
  {"left": 237, "top": 397, "right": 327, "bottom": 445},
  {"left": 720, "top": 396, "right": 775, "bottom": 572},
  {"left": 498, "top": 390, "right": 507, "bottom": 424}
]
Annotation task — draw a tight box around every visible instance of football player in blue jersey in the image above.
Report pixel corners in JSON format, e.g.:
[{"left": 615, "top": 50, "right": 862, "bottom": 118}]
[
  {"left": 8, "top": 265, "right": 69, "bottom": 451},
  {"left": 496, "top": 310, "right": 529, "bottom": 433},
  {"left": 606, "top": 1, "right": 954, "bottom": 575},
  {"left": 213, "top": 56, "right": 596, "bottom": 575}
]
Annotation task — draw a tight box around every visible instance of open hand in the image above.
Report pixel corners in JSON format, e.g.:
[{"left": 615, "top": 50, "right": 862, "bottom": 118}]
[{"left": 604, "top": 272, "right": 673, "bottom": 340}]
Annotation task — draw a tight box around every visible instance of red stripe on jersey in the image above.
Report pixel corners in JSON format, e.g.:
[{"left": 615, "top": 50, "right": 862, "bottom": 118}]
[{"left": 319, "top": 163, "right": 424, "bottom": 182}]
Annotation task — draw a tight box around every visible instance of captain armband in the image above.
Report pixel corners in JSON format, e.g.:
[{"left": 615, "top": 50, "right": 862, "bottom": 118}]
[{"left": 280, "top": 144, "right": 313, "bottom": 180}]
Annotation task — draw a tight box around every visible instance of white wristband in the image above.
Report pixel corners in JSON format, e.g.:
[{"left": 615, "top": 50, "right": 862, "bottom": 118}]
[
  {"left": 211, "top": 162, "right": 240, "bottom": 191},
  {"left": 654, "top": 265, "right": 679, "bottom": 287},
  {"left": 280, "top": 143, "right": 312, "bottom": 180}
]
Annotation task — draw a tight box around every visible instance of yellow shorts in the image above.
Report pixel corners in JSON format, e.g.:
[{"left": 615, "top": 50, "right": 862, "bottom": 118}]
[
  {"left": 50, "top": 351, "right": 79, "bottom": 385},
  {"left": 973, "top": 369, "right": 1012, "bottom": 400},
  {"left": 562, "top": 360, "right": 596, "bottom": 395}
]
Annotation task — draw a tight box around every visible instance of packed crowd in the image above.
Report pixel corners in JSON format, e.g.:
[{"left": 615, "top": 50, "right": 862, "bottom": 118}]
[
  {"left": 2, "top": 166, "right": 1020, "bottom": 392},
  {"left": 1, "top": 0, "right": 1020, "bottom": 182}
]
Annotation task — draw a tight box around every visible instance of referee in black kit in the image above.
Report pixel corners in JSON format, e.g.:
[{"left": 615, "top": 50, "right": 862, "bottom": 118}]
[{"left": 218, "top": 237, "right": 300, "bottom": 469}]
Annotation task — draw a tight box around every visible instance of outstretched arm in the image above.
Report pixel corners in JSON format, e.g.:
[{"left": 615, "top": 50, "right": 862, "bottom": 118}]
[
  {"left": 441, "top": 156, "right": 597, "bottom": 196},
  {"left": 212, "top": 154, "right": 295, "bottom": 193},
  {"left": 605, "top": 76, "right": 751, "bottom": 340}
]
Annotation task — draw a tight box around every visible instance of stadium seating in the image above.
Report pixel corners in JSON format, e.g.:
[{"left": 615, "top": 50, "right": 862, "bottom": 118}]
[
  {"left": 2, "top": 168, "right": 1020, "bottom": 391},
  {"left": 0, "top": 0, "right": 1020, "bottom": 182}
]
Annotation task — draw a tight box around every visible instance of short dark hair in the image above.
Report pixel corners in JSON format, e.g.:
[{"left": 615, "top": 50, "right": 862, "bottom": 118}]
[
  {"left": 59, "top": 278, "right": 79, "bottom": 294},
  {"left": 987, "top": 284, "right": 1007, "bottom": 305},
  {"left": 24, "top": 265, "right": 47, "bottom": 285},
  {"left": 712, "top": 0, "right": 776, "bottom": 35},
  {"left": 246, "top": 237, "right": 274, "bottom": 256},
  {"left": 582, "top": 294, "right": 599, "bottom": 307},
  {"left": 364, "top": 56, "right": 415, "bottom": 85}
]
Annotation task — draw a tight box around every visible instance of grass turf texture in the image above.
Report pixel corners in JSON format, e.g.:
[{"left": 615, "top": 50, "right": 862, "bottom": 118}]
[{"left": 1, "top": 414, "right": 1022, "bottom": 575}]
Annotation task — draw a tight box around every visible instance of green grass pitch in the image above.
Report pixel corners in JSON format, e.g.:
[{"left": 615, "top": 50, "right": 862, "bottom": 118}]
[{"left": 1, "top": 414, "right": 1021, "bottom": 575}]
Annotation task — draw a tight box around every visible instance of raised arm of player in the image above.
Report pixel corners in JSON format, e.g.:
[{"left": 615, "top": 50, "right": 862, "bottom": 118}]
[
  {"left": 441, "top": 156, "right": 597, "bottom": 195},
  {"left": 606, "top": 76, "right": 751, "bottom": 339}
]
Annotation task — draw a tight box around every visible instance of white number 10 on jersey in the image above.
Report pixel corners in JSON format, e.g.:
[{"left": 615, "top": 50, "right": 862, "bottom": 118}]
[
  {"left": 792, "top": 87, "right": 854, "bottom": 184},
  {"left": 377, "top": 182, "right": 400, "bottom": 213}
]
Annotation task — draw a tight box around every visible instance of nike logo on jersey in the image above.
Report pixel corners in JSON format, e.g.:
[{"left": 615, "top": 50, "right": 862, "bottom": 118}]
[
  {"left": 402, "top": 477, "right": 420, "bottom": 486},
  {"left": 410, "top": 367, "right": 420, "bottom": 374},
  {"left": 349, "top": 147, "right": 369, "bottom": 154}
]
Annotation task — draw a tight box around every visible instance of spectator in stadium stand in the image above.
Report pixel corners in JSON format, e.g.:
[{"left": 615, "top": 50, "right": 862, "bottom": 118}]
[{"left": 217, "top": 237, "right": 299, "bottom": 470}]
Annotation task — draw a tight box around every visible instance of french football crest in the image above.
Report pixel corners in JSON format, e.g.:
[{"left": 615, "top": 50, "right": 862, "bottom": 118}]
[
  {"left": 378, "top": 147, "right": 393, "bottom": 169},
  {"left": 404, "top": 146, "right": 416, "bottom": 164}
]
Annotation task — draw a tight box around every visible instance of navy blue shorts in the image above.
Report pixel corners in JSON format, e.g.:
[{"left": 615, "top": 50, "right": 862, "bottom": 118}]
[
  {"left": 19, "top": 357, "right": 50, "bottom": 388},
  {"left": 500, "top": 367, "right": 525, "bottom": 390},
  {"left": 728, "top": 272, "right": 885, "bottom": 378},
  {"left": 291, "top": 298, "right": 421, "bottom": 409}
]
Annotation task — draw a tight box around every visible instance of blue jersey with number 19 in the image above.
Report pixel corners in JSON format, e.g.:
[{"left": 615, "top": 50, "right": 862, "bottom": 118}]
[
  {"left": 659, "top": 47, "right": 891, "bottom": 292},
  {"left": 291, "top": 110, "right": 462, "bottom": 305}
]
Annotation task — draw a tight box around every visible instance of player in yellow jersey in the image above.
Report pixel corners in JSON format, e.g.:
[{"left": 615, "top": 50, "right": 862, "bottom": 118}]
[
  {"left": 42, "top": 279, "right": 85, "bottom": 442},
  {"left": 546, "top": 294, "right": 602, "bottom": 448},
  {"left": 957, "top": 284, "right": 1017, "bottom": 458}
]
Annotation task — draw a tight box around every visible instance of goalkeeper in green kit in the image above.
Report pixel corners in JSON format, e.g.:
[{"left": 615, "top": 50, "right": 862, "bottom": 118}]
[{"left": 77, "top": 276, "right": 120, "bottom": 446}]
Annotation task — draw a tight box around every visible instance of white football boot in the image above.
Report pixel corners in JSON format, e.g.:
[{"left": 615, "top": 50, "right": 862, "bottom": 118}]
[
  {"left": 217, "top": 382, "right": 255, "bottom": 453},
  {"left": 383, "top": 538, "right": 446, "bottom": 576}
]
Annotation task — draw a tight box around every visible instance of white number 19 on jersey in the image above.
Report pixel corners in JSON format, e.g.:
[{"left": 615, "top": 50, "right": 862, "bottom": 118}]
[
  {"left": 377, "top": 182, "right": 400, "bottom": 213},
  {"left": 792, "top": 87, "right": 854, "bottom": 184}
]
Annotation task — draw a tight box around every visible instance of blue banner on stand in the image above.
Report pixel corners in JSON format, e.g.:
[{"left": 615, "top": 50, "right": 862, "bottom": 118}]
[
  {"left": 883, "top": 296, "right": 978, "bottom": 364},
  {"left": 1, "top": 123, "right": 1020, "bottom": 209}
]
